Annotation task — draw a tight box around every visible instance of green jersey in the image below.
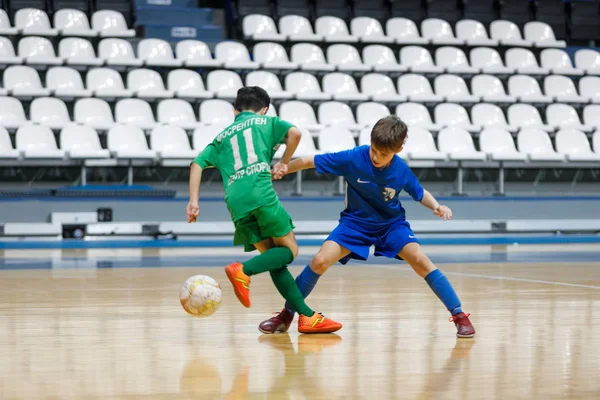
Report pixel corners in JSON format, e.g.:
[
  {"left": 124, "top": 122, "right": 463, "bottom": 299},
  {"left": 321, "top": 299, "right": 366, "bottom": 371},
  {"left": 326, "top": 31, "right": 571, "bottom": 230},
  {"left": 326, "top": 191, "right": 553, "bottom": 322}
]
[{"left": 192, "top": 111, "right": 294, "bottom": 221}]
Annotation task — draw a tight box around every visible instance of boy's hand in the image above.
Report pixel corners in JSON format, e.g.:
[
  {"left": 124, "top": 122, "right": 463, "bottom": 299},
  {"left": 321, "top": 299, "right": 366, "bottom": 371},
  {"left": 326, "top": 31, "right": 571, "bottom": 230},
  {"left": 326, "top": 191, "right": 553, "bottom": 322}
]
[
  {"left": 186, "top": 201, "right": 200, "bottom": 223},
  {"left": 434, "top": 205, "right": 452, "bottom": 221},
  {"left": 271, "top": 162, "right": 288, "bottom": 180}
]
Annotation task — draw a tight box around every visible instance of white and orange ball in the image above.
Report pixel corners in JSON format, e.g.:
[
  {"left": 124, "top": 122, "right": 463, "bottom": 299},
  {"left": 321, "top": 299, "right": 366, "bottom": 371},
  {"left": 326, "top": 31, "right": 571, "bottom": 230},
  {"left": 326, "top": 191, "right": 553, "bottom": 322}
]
[{"left": 179, "top": 275, "right": 222, "bottom": 317}]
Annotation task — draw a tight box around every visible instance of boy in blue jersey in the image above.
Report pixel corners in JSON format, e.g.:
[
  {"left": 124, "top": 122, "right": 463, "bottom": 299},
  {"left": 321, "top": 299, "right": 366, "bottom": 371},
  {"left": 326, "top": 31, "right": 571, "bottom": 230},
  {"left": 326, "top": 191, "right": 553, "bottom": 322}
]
[{"left": 259, "top": 116, "right": 475, "bottom": 338}]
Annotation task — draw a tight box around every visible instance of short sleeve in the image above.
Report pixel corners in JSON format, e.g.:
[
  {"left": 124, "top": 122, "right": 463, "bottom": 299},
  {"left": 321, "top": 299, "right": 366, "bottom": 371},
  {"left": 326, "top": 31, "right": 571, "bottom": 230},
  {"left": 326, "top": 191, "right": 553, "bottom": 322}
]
[
  {"left": 271, "top": 117, "right": 295, "bottom": 146},
  {"left": 314, "top": 149, "right": 354, "bottom": 176},
  {"left": 192, "top": 143, "right": 216, "bottom": 169},
  {"left": 402, "top": 166, "right": 424, "bottom": 202}
]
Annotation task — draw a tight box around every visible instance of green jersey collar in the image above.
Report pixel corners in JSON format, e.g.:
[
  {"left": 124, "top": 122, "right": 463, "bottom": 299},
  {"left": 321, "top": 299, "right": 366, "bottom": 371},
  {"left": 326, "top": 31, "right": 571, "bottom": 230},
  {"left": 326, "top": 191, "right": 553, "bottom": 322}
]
[{"left": 235, "top": 111, "right": 257, "bottom": 120}]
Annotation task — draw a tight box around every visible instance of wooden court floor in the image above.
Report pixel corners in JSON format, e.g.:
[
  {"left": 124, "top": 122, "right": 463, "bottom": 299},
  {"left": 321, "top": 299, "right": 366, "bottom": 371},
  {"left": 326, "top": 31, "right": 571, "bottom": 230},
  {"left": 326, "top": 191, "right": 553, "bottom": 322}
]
[{"left": 0, "top": 246, "right": 599, "bottom": 399}]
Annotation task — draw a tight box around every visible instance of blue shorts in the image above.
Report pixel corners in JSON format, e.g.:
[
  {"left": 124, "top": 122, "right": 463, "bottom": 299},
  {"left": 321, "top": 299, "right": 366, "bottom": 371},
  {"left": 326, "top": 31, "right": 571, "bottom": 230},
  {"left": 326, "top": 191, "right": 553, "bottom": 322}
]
[{"left": 327, "top": 219, "right": 419, "bottom": 265}]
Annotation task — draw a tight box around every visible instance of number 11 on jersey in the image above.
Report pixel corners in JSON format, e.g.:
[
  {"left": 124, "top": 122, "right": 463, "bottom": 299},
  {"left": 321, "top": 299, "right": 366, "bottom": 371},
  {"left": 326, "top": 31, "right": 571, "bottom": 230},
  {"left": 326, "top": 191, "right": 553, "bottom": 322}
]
[{"left": 231, "top": 128, "right": 258, "bottom": 170}]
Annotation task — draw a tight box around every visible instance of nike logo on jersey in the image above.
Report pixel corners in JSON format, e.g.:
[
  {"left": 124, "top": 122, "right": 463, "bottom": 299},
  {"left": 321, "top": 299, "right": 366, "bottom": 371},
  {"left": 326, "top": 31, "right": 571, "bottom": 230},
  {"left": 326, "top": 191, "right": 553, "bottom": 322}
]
[
  {"left": 409, "top": 235, "right": 416, "bottom": 239},
  {"left": 357, "top": 178, "right": 370, "bottom": 183}
]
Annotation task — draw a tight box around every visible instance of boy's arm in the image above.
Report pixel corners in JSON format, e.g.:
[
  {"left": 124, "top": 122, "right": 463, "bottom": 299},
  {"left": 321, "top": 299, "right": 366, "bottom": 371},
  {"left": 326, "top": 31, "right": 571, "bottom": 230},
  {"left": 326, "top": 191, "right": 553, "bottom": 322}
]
[
  {"left": 420, "top": 189, "right": 452, "bottom": 221},
  {"left": 272, "top": 127, "right": 302, "bottom": 178},
  {"left": 186, "top": 162, "right": 203, "bottom": 223}
]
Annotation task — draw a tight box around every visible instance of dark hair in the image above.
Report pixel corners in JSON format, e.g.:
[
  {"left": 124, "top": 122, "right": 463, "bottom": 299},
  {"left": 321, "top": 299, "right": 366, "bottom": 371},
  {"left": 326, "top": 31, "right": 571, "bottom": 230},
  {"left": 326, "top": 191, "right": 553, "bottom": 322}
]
[
  {"left": 234, "top": 86, "right": 271, "bottom": 113},
  {"left": 370, "top": 115, "right": 408, "bottom": 152}
]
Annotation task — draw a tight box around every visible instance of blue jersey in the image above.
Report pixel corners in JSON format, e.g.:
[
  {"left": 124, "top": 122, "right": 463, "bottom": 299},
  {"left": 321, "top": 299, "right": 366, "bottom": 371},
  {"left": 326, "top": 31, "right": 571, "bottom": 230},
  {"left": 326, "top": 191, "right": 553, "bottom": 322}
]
[{"left": 314, "top": 145, "right": 424, "bottom": 231}]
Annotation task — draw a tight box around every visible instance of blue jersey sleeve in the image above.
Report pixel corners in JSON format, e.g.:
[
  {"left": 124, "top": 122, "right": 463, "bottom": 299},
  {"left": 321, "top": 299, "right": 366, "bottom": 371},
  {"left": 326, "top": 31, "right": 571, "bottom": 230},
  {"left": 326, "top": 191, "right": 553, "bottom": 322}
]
[
  {"left": 314, "top": 149, "right": 354, "bottom": 176},
  {"left": 402, "top": 166, "right": 425, "bottom": 202}
]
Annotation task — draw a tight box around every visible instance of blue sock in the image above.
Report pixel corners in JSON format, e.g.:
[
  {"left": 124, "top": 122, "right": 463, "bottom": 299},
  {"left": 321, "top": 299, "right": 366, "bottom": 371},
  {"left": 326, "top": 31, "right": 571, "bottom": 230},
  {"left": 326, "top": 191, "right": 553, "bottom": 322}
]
[
  {"left": 284, "top": 265, "right": 321, "bottom": 315},
  {"left": 424, "top": 269, "right": 463, "bottom": 316}
]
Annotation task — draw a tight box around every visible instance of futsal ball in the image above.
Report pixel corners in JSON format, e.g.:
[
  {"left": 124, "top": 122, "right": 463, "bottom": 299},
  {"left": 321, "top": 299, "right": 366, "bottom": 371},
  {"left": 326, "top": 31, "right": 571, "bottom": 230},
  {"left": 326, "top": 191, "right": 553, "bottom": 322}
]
[{"left": 179, "top": 275, "right": 222, "bottom": 317}]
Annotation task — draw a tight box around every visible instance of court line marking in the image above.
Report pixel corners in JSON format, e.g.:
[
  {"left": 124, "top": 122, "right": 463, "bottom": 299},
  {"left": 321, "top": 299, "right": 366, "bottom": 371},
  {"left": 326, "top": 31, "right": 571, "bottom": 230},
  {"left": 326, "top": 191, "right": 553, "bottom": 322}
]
[{"left": 367, "top": 264, "right": 600, "bottom": 290}]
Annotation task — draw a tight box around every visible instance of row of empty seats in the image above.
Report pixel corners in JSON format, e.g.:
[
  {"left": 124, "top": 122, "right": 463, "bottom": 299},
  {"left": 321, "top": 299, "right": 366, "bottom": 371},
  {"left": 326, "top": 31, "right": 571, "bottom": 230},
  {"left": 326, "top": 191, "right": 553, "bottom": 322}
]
[
  {"left": 3, "top": 122, "right": 600, "bottom": 165},
  {"left": 243, "top": 15, "right": 566, "bottom": 48},
  {"left": 4, "top": 64, "right": 600, "bottom": 106},
  {"left": 0, "top": 9, "right": 134, "bottom": 37},
  {"left": 3, "top": 96, "right": 600, "bottom": 137}
]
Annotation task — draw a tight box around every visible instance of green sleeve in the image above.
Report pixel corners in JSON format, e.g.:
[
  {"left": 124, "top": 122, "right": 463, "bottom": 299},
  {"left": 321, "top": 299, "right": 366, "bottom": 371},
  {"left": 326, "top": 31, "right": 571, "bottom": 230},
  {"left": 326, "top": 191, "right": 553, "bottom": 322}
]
[
  {"left": 192, "top": 143, "right": 216, "bottom": 169},
  {"left": 271, "top": 117, "right": 295, "bottom": 147}
]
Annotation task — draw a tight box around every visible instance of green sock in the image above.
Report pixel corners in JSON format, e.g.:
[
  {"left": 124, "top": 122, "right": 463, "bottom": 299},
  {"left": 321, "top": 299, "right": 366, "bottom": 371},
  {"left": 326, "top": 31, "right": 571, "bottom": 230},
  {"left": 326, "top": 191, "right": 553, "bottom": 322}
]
[
  {"left": 242, "top": 247, "right": 295, "bottom": 276},
  {"left": 269, "top": 268, "right": 314, "bottom": 317}
]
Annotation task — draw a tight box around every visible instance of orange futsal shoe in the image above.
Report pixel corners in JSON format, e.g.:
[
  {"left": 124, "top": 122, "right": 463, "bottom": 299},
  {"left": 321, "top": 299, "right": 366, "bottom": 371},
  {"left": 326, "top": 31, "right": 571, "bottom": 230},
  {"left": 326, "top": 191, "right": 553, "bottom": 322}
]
[
  {"left": 298, "top": 312, "right": 342, "bottom": 334},
  {"left": 225, "top": 262, "right": 251, "bottom": 308}
]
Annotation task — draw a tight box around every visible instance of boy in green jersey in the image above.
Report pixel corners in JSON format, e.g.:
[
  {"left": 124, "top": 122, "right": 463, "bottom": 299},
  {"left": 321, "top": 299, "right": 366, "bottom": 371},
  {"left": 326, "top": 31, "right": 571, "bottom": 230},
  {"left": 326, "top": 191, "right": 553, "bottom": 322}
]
[{"left": 186, "top": 87, "right": 341, "bottom": 334}]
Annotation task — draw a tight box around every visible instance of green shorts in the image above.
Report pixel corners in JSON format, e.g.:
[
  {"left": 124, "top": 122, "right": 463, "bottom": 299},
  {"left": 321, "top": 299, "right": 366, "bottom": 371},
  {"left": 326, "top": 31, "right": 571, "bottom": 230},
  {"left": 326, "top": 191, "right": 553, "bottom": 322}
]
[{"left": 233, "top": 201, "right": 295, "bottom": 252}]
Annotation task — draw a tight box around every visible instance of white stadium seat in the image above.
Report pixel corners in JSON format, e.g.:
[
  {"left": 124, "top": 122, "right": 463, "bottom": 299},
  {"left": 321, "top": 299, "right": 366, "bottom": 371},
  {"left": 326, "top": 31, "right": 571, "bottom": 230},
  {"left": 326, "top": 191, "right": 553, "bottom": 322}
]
[
  {"left": 253, "top": 42, "right": 298, "bottom": 70},
  {"left": 421, "top": 18, "right": 463, "bottom": 45},
  {"left": 435, "top": 103, "right": 481, "bottom": 132},
  {"left": 401, "top": 126, "right": 447, "bottom": 160},
  {"left": 470, "top": 47, "right": 515, "bottom": 75},
  {"left": 318, "top": 126, "right": 356, "bottom": 152},
  {"left": 0, "top": 37, "right": 23, "bottom": 65},
  {"left": 508, "top": 75, "right": 553, "bottom": 103},
  {"left": 517, "top": 128, "right": 565, "bottom": 161},
  {"left": 327, "top": 44, "right": 372, "bottom": 72},
  {"left": 138, "top": 39, "right": 182, "bottom": 67},
  {"left": 199, "top": 99, "right": 234, "bottom": 126},
  {"left": 583, "top": 105, "right": 600, "bottom": 129},
  {"left": 322, "top": 72, "right": 369, "bottom": 102},
  {"left": 579, "top": 76, "right": 600, "bottom": 103},
  {"left": 386, "top": 18, "right": 428, "bottom": 45},
  {"left": 168, "top": 69, "right": 214, "bottom": 100},
  {"left": 274, "top": 128, "right": 321, "bottom": 158},
  {"left": 400, "top": 46, "right": 444, "bottom": 74},
  {"left": 267, "top": 103, "right": 277, "bottom": 116},
  {"left": 215, "top": 41, "right": 259, "bottom": 70},
  {"left": 456, "top": 19, "right": 498, "bottom": 46},
  {"left": 545, "top": 104, "right": 594, "bottom": 132},
  {"left": 278, "top": 15, "right": 323, "bottom": 42},
  {"left": 396, "top": 102, "right": 442, "bottom": 132},
  {"left": 356, "top": 102, "right": 390, "bottom": 128},
  {"left": 361, "top": 73, "right": 406, "bottom": 103},
  {"left": 192, "top": 125, "right": 222, "bottom": 152},
  {"left": 291, "top": 43, "right": 335, "bottom": 72},
  {"left": 490, "top": 20, "right": 533, "bottom": 47},
  {"left": 0, "top": 126, "right": 20, "bottom": 158},
  {"left": 595, "top": 131, "right": 600, "bottom": 154},
  {"left": 92, "top": 10, "right": 135, "bottom": 37},
  {"left": 315, "top": 16, "right": 358, "bottom": 43},
  {"left": 243, "top": 14, "right": 285, "bottom": 41},
  {"left": 351, "top": 17, "right": 393, "bottom": 43},
  {"left": 246, "top": 70, "right": 292, "bottom": 100},
  {"left": 362, "top": 45, "right": 407, "bottom": 73},
  {"left": 4, "top": 65, "right": 51, "bottom": 98},
  {"left": 18, "top": 36, "right": 62, "bottom": 66},
  {"left": 544, "top": 75, "right": 588, "bottom": 104},
  {"left": 508, "top": 104, "right": 554, "bottom": 132},
  {"left": 54, "top": 9, "right": 97, "bottom": 37},
  {"left": 74, "top": 98, "right": 115, "bottom": 130},
  {"left": 175, "top": 40, "right": 222, "bottom": 68},
  {"left": 471, "top": 103, "right": 518, "bottom": 132},
  {"left": 157, "top": 99, "right": 203, "bottom": 130},
  {"left": 524, "top": 21, "right": 566, "bottom": 48},
  {"left": 59, "top": 38, "right": 103, "bottom": 67},
  {"left": 555, "top": 129, "right": 600, "bottom": 161},
  {"left": 479, "top": 128, "right": 527, "bottom": 161},
  {"left": 128, "top": 68, "right": 174, "bottom": 100},
  {"left": 60, "top": 124, "right": 110, "bottom": 159},
  {"left": 98, "top": 38, "right": 143, "bottom": 68},
  {"left": 87, "top": 68, "right": 133, "bottom": 99},
  {"left": 30, "top": 97, "right": 71, "bottom": 130},
  {"left": 16, "top": 124, "right": 66, "bottom": 159},
  {"left": 279, "top": 101, "right": 325, "bottom": 132},
  {"left": 471, "top": 74, "right": 517, "bottom": 104},
  {"left": 434, "top": 74, "right": 480, "bottom": 103},
  {"left": 435, "top": 46, "right": 479, "bottom": 75},
  {"left": 541, "top": 49, "right": 585, "bottom": 76},
  {"left": 398, "top": 73, "right": 443, "bottom": 103},
  {"left": 437, "top": 127, "right": 486, "bottom": 160},
  {"left": 574, "top": 49, "right": 600, "bottom": 75},
  {"left": 46, "top": 66, "right": 92, "bottom": 99},
  {"left": 285, "top": 72, "right": 331, "bottom": 101},
  {"left": 151, "top": 125, "right": 198, "bottom": 160},
  {"left": 505, "top": 48, "right": 550, "bottom": 75},
  {"left": 15, "top": 8, "right": 58, "bottom": 36},
  {"left": 0, "top": 9, "right": 18, "bottom": 35},
  {"left": 115, "top": 98, "right": 159, "bottom": 130},
  {"left": 0, "top": 97, "right": 27, "bottom": 130},
  {"left": 107, "top": 125, "right": 156, "bottom": 159},
  {"left": 318, "top": 101, "right": 364, "bottom": 131},
  {"left": 358, "top": 126, "right": 371, "bottom": 146},
  {"left": 206, "top": 70, "right": 243, "bottom": 99}
]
